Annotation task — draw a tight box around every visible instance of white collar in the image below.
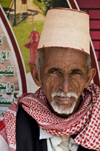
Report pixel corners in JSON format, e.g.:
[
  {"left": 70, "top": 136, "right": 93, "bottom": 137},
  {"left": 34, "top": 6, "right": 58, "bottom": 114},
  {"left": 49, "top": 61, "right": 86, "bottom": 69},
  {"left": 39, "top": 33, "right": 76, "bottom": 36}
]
[
  {"left": 39, "top": 128, "right": 53, "bottom": 140},
  {"left": 39, "top": 128, "right": 78, "bottom": 151}
]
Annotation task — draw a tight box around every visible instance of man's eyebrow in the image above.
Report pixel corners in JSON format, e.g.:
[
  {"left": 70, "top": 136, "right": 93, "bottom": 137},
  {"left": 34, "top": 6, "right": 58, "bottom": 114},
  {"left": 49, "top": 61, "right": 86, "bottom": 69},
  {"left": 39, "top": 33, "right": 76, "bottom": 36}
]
[
  {"left": 71, "top": 69, "right": 83, "bottom": 73},
  {"left": 71, "top": 69, "right": 81, "bottom": 71},
  {"left": 48, "top": 67, "right": 61, "bottom": 72}
]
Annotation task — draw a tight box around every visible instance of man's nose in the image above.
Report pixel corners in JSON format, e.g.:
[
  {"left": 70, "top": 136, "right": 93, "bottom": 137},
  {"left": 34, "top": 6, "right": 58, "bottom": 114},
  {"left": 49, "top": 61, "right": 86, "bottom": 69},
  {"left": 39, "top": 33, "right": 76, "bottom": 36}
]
[{"left": 60, "top": 76, "right": 71, "bottom": 93}]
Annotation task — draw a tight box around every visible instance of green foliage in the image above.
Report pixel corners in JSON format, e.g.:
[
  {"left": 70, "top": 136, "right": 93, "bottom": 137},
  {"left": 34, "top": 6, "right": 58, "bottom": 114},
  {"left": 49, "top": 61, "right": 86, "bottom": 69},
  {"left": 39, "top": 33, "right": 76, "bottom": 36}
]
[
  {"left": 33, "top": 0, "right": 44, "bottom": 12},
  {"left": 11, "top": 21, "right": 44, "bottom": 73},
  {"left": 43, "top": 0, "right": 69, "bottom": 14},
  {"left": 0, "top": 0, "right": 12, "bottom": 12},
  {"left": 33, "top": 0, "right": 69, "bottom": 15}
]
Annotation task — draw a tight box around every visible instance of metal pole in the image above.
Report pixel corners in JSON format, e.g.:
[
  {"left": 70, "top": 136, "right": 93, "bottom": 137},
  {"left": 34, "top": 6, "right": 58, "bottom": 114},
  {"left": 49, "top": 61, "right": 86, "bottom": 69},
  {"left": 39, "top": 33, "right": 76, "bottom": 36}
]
[{"left": 13, "top": 0, "right": 18, "bottom": 26}]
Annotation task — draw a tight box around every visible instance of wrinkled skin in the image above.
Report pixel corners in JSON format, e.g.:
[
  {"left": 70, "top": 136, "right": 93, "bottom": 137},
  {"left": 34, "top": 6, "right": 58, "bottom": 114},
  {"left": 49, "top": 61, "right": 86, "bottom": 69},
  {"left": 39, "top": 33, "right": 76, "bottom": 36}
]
[{"left": 31, "top": 47, "right": 96, "bottom": 117}]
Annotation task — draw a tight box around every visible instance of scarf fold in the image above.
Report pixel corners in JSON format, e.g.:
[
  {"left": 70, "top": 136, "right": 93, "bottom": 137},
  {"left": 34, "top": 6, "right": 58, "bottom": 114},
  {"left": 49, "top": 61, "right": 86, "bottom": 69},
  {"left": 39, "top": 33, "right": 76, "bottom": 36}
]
[{"left": 1, "top": 83, "right": 100, "bottom": 151}]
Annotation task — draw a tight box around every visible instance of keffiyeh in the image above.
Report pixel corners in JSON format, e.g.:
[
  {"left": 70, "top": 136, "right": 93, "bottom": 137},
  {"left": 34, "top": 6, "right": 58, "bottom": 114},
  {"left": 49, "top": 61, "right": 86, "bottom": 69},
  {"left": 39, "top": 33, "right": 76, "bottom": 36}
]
[{"left": 0, "top": 83, "right": 100, "bottom": 151}]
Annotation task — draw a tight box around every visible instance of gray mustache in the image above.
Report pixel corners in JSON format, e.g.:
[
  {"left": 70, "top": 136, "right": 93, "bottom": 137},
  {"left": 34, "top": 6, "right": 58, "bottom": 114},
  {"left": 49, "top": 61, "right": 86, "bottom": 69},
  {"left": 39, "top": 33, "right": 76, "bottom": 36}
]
[{"left": 51, "top": 91, "right": 78, "bottom": 100}]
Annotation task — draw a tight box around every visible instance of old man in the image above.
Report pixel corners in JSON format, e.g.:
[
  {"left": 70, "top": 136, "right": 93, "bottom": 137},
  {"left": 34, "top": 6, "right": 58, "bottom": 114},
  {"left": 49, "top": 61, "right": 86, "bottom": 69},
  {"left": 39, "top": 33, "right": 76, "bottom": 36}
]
[{"left": 0, "top": 8, "right": 100, "bottom": 151}]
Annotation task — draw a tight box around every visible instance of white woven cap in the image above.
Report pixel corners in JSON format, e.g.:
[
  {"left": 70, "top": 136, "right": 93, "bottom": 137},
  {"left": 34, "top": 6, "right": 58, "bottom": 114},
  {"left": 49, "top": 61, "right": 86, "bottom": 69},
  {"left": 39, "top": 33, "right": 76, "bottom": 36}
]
[{"left": 38, "top": 8, "right": 90, "bottom": 54}]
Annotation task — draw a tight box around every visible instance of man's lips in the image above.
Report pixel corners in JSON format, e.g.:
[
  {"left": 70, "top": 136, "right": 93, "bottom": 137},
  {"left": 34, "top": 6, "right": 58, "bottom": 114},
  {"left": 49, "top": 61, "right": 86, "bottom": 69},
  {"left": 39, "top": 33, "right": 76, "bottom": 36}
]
[{"left": 55, "top": 96, "right": 72, "bottom": 104}]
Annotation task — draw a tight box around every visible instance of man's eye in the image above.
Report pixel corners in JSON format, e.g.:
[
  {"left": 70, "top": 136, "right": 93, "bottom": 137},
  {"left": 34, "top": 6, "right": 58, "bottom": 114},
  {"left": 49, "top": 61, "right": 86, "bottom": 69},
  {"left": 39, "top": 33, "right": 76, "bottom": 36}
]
[
  {"left": 49, "top": 70, "right": 56, "bottom": 74},
  {"left": 73, "top": 71, "right": 80, "bottom": 74},
  {"left": 48, "top": 70, "right": 62, "bottom": 76},
  {"left": 71, "top": 70, "right": 82, "bottom": 75}
]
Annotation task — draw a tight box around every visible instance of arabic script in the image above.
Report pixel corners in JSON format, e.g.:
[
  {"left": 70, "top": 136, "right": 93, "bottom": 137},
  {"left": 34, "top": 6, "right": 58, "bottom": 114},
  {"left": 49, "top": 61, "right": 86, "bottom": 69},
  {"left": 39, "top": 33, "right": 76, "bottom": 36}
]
[
  {"left": 0, "top": 50, "right": 10, "bottom": 63},
  {"left": 0, "top": 35, "right": 3, "bottom": 44},
  {"left": 0, "top": 66, "right": 14, "bottom": 78},
  {"left": 0, "top": 82, "right": 14, "bottom": 93}
]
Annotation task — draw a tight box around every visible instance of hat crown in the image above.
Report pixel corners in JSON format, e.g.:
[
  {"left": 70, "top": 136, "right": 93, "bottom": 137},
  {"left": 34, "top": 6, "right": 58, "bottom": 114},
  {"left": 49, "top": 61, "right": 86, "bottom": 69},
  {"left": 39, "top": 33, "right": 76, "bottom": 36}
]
[{"left": 38, "top": 8, "right": 90, "bottom": 54}]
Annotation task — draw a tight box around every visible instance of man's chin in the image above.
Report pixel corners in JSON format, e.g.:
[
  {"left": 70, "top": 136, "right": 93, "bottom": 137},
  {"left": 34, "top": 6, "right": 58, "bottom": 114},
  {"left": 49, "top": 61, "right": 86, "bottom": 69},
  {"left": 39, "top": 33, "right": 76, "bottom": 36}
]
[
  {"left": 52, "top": 110, "right": 73, "bottom": 118},
  {"left": 48, "top": 100, "right": 76, "bottom": 118}
]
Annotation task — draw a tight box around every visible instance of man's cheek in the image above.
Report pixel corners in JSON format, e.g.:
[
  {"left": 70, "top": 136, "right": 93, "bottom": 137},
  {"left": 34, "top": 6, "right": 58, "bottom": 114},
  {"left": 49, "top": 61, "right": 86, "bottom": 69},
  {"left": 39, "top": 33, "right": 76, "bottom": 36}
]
[
  {"left": 42, "top": 79, "right": 56, "bottom": 99},
  {"left": 72, "top": 77, "right": 87, "bottom": 91}
]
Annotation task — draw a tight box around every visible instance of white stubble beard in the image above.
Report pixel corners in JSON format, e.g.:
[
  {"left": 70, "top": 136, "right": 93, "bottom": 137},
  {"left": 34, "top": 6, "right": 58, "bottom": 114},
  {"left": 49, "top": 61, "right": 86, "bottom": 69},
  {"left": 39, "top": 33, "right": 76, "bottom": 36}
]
[{"left": 50, "top": 91, "right": 78, "bottom": 115}]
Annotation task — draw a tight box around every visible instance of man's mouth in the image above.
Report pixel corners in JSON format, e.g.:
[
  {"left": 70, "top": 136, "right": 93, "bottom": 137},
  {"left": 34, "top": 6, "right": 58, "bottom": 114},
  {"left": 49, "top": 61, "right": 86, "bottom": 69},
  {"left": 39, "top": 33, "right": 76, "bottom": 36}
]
[
  {"left": 51, "top": 91, "right": 78, "bottom": 103},
  {"left": 55, "top": 96, "right": 72, "bottom": 104}
]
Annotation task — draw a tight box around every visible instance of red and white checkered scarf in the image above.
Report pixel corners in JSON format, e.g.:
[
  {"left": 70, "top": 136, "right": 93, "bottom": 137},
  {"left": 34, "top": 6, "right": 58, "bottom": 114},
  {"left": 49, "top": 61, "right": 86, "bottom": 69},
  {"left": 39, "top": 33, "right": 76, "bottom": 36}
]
[{"left": 0, "top": 83, "right": 100, "bottom": 151}]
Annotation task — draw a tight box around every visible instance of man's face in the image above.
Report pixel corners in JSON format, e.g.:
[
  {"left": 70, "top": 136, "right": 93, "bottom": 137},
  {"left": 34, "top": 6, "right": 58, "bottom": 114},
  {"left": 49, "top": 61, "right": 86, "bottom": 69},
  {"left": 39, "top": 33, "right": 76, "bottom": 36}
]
[{"left": 40, "top": 48, "right": 89, "bottom": 117}]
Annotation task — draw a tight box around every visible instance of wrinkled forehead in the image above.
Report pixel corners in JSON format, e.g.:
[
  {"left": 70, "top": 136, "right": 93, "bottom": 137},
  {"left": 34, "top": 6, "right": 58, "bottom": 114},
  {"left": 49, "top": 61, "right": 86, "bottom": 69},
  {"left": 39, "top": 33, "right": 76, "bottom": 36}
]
[
  {"left": 43, "top": 47, "right": 86, "bottom": 60},
  {"left": 42, "top": 47, "right": 87, "bottom": 69}
]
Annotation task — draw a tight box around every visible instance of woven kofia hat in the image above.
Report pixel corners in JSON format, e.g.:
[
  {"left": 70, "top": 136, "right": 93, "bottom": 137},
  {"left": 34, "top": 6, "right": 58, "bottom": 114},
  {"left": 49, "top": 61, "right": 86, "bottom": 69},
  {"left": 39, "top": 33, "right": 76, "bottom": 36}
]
[{"left": 38, "top": 8, "right": 90, "bottom": 55}]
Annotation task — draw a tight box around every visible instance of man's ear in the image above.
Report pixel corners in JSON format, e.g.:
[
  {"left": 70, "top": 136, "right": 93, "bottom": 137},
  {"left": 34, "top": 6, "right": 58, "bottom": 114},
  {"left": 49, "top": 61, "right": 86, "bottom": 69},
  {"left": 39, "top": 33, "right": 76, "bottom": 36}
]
[
  {"left": 30, "top": 65, "right": 41, "bottom": 87},
  {"left": 84, "top": 68, "right": 96, "bottom": 88}
]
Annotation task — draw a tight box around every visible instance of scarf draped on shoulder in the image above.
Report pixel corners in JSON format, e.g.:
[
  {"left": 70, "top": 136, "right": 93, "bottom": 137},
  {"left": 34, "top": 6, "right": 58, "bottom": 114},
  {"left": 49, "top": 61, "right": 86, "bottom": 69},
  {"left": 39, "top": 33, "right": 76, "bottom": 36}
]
[{"left": 1, "top": 83, "right": 100, "bottom": 151}]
